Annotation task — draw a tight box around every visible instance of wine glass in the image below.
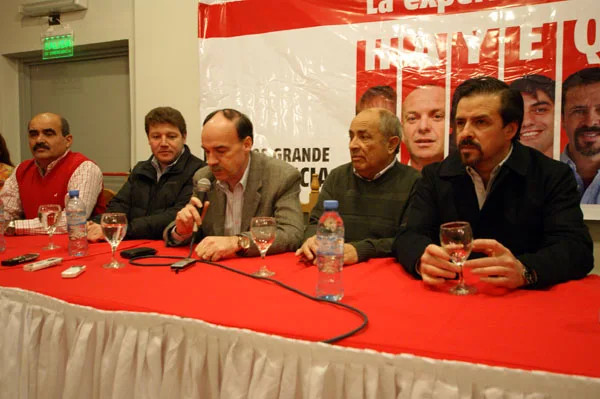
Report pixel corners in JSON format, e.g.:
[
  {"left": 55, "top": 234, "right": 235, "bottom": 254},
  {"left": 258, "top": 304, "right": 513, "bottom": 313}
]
[
  {"left": 440, "top": 221, "right": 475, "bottom": 295},
  {"left": 38, "top": 204, "right": 62, "bottom": 250},
  {"left": 250, "top": 216, "right": 277, "bottom": 277},
  {"left": 100, "top": 213, "right": 128, "bottom": 269}
]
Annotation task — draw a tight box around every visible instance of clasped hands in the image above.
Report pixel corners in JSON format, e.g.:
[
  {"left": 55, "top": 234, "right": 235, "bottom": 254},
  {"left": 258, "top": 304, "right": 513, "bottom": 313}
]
[
  {"left": 419, "top": 238, "right": 527, "bottom": 289},
  {"left": 174, "top": 197, "right": 238, "bottom": 262},
  {"left": 295, "top": 235, "right": 359, "bottom": 265}
]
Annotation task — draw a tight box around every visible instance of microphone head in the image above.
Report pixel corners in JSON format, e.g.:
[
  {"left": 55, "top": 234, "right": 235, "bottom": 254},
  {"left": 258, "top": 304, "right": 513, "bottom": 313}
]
[{"left": 196, "top": 177, "right": 212, "bottom": 193}]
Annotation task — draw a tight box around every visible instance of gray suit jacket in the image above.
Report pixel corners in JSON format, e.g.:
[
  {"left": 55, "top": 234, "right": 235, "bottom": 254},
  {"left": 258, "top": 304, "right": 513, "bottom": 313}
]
[{"left": 166, "top": 151, "right": 303, "bottom": 256}]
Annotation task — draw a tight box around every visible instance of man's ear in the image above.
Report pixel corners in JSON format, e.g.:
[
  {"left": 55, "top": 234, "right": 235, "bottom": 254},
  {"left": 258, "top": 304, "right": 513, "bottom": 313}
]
[
  {"left": 388, "top": 135, "right": 400, "bottom": 154},
  {"left": 504, "top": 121, "right": 518, "bottom": 141},
  {"left": 242, "top": 136, "right": 253, "bottom": 152},
  {"left": 65, "top": 134, "right": 73, "bottom": 148}
]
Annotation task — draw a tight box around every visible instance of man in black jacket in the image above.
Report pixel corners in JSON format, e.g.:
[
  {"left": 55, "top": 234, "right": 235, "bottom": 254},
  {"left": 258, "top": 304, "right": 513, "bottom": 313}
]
[
  {"left": 87, "top": 107, "right": 205, "bottom": 240},
  {"left": 393, "top": 77, "right": 593, "bottom": 290}
]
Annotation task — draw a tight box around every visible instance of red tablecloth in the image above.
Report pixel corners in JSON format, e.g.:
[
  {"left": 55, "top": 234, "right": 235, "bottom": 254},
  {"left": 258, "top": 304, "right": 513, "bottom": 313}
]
[{"left": 1, "top": 235, "right": 599, "bottom": 379}]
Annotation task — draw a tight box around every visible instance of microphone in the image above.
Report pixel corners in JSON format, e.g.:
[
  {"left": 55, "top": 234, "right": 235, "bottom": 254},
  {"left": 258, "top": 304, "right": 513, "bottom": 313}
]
[{"left": 193, "top": 178, "right": 212, "bottom": 232}]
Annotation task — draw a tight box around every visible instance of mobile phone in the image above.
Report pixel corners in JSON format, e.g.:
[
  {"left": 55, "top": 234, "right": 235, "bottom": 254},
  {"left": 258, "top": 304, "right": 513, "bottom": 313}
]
[
  {"left": 170, "top": 258, "right": 196, "bottom": 273},
  {"left": 120, "top": 247, "right": 157, "bottom": 259},
  {"left": 61, "top": 265, "right": 86, "bottom": 278},
  {"left": 2, "top": 253, "right": 40, "bottom": 266}
]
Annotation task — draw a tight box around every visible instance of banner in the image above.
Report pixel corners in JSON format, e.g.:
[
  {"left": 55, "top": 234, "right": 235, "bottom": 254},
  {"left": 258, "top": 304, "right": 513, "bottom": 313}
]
[{"left": 198, "top": 0, "right": 600, "bottom": 218}]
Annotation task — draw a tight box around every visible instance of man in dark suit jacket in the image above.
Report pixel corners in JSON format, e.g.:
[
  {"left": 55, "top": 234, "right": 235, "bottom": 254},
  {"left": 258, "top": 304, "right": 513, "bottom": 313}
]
[
  {"left": 87, "top": 107, "right": 205, "bottom": 240},
  {"left": 164, "top": 108, "right": 303, "bottom": 261},
  {"left": 393, "top": 76, "right": 593, "bottom": 290}
]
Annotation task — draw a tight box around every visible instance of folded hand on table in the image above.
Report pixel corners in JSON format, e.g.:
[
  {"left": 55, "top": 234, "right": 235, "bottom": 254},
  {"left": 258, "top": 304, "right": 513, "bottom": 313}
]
[
  {"left": 195, "top": 236, "right": 238, "bottom": 262},
  {"left": 294, "top": 235, "right": 358, "bottom": 265},
  {"left": 418, "top": 243, "right": 461, "bottom": 285},
  {"left": 464, "top": 238, "right": 526, "bottom": 289},
  {"left": 87, "top": 222, "right": 104, "bottom": 242}
]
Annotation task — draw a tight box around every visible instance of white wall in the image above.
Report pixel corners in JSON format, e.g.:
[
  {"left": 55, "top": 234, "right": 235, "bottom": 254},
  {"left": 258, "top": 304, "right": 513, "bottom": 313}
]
[
  {"left": 0, "top": 0, "right": 201, "bottom": 165},
  {"left": 132, "top": 0, "right": 202, "bottom": 160}
]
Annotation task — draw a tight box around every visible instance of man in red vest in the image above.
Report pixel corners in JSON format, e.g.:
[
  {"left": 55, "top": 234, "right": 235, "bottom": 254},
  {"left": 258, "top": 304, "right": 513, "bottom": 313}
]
[{"left": 0, "top": 112, "right": 105, "bottom": 235}]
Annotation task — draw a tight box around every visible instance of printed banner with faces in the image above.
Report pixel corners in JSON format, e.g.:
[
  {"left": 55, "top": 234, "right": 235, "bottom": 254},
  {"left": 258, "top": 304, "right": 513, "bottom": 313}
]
[{"left": 198, "top": 0, "right": 600, "bottom": 216}]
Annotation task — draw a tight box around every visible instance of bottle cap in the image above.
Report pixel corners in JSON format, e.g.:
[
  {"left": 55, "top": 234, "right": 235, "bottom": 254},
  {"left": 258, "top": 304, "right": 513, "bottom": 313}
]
[
  {"left": 323, "top": 200, "right": 339, "bottom": 210},
  {"left": 68, "top": 189, "right": 80, "bottom": 197}
]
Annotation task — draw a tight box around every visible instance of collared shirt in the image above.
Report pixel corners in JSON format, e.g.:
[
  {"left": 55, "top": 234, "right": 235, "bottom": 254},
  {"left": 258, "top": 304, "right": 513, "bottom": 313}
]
[
  {"left": 151, "top": 148, "right": 185, "bottom": 182},
  {"left": 560, "top": 147, "right": 600, "bottom": 204},
  {"left": 353, "top": 158, "right": 397, "bottom": 182},
  {"left": 215, "top": 156, "right": 251, "bottom": 236},
  {"left": 0, "top": 150, "right": 104, "bottom": 235},
  {"left": 465, "top": 145, "right": 513, "bottom": 209}
]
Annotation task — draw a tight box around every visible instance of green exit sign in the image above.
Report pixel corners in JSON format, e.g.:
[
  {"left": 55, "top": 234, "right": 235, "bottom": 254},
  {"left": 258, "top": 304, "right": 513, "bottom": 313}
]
[{"left": 42, "top": 34, "right": 74, "bottom": 60}]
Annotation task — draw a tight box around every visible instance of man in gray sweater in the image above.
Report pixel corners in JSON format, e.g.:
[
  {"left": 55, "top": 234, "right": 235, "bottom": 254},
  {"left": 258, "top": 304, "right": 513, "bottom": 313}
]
[{"left": 296, "top": 108, "right": 421, "bottom": 265}]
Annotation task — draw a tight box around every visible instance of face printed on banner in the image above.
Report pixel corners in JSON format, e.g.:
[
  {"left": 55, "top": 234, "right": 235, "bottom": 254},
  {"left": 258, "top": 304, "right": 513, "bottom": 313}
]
[
  {"left": 147, "top": 123, "right": 186, "bottom": 169},
  {"left": 563, "top": 81, "right": 600, "bottom": 158},
  {"left": 28, "top": 112, "right": 72, "bottom": 169},
  {"left": 401, "top": 86, "right": 446, "bottom": 170},
  {"left": 356, "top": 85, "right": 397, "bottom": 115},
  {"left": 202, "top": 112, "right": 252, "bottom": 189},
  {"left": 359, "top": 96, "right": 396, "bottom": 113},
  {"left": 454, "top": 94, "right": 517, "bottom": 172},
  {"left": 349, "top": 108, "right": 399, "bottom": 180},
  {"left": 519, "top": 90, "right": 554, "bottom": 157}
]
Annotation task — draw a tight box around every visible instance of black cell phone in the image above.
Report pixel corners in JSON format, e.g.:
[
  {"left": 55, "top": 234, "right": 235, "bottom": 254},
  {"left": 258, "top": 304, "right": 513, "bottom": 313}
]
[
  {"left": 120, "top": 247, "right": 157, "bottom": 259},
  {"left": 170, "top": 258, "right": 196, "bottom": 273},
  {"left": 2, "top": 253, "right": 40, "bottom": 266}
]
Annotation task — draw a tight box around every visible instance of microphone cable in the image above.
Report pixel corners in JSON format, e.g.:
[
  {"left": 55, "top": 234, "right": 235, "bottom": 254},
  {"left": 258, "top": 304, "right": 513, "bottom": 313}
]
[{"left": 129, "top": 235, "right": 368, "bottom": 344}]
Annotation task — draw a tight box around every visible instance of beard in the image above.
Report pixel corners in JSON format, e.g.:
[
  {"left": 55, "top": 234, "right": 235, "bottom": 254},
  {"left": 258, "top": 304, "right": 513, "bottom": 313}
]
[
  {"left": 574, "top": 126, "right": 600, "bottom": 157},
  {"left": 458, "top": 137, "right": 483, "bottom": 167}
]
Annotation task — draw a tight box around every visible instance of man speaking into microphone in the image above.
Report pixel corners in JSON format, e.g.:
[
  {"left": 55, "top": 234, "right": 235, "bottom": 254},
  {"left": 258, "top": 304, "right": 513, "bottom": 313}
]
[{"left": 164, "top": 108, "right": 303, "bottom": 261}]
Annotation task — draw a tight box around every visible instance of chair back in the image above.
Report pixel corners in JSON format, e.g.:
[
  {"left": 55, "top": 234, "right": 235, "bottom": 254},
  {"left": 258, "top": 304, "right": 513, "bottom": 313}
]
[{"left": 301, "top": 173, "right": 320, "bottom": 221}]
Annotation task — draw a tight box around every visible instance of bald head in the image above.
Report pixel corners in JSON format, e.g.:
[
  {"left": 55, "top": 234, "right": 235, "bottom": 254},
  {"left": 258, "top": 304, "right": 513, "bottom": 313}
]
[
  {"left": 27, "top": 112, "right": 73, "bottom": 170},
  {"left": 401, "top": 85, "right": 446, "bottom": 170},
  {"left": 349, "top": 107, "right": 401, "bottom": 179}
]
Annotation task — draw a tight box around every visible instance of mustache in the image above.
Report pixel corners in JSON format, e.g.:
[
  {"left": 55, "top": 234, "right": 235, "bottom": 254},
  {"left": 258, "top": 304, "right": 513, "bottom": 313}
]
[
  {"left": 458, "top": 138, "right": 482, "bottom": 150},
  {"left": 33, "top": 143, "right": 50, "bottom": 151},
  {"left": 574, "top": 125, "right": 600, "bottom": 137}
]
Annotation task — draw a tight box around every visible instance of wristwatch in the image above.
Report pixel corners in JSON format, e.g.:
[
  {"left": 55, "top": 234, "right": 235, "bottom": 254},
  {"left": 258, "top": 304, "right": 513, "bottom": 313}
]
[
  {"left": 236, "top": 234, "right": 250, "bottom": 255},
  {"left": 522, "top": 264, "right": 537, "bottom": 286}
]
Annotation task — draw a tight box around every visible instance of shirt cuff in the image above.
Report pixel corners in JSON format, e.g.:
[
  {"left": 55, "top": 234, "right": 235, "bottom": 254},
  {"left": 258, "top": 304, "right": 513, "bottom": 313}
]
[{"left": 171, "top": 226, "right": 192, "bottom": 244}]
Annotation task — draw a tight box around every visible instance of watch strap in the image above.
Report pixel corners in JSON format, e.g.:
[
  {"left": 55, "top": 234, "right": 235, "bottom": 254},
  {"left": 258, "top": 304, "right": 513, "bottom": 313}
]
[{"left": 522, "top": 264, "right": 537, "bottom": 286}]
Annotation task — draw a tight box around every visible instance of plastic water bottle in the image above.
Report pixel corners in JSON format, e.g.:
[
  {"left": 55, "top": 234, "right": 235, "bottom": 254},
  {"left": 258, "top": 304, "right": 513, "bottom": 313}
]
[
  {"left": 66, "top": 190, "right": 88, "bottom": 256},
  {"left": 0, "top": 198, "right": 5, "bottom": 252},
  {"left": 316, "top": 200, "right": 344, "bottom": 301}
]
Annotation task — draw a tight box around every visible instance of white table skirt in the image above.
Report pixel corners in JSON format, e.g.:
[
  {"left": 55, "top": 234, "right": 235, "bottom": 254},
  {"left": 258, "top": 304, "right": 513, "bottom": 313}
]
[{"left": 1, "top": 287, "right": 598, "bottom": 399}]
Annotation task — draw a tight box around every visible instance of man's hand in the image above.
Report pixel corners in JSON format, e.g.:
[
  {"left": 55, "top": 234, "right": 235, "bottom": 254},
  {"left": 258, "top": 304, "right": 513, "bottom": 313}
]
[
  {"left": 343, "top": 244, "right": 358, "bottom": 265},
  {"left": 295, "top": 235, "right": 318, "bottom": 264},
  {"left": 418, "top": 244, "right": 461, "bottom": 285},
  {"left": 295, "top": 237, "right": 359, "bottom": 265},
  {"left": 465, "top": 239, "right": 526, "bottom": 289},
  {"left": 195, "top": 236, "right": 238, "bottom": 262},
  {"left": 87, "top": 221, "right": 104, "bottom": 242},
  {"left": 174, "top": 197, "right": 210, "bottom": 236}
]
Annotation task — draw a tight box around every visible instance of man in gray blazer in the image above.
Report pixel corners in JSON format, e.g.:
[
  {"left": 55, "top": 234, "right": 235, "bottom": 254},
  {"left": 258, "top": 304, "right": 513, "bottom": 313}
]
[{"left": 164, "top": 108, "right": 303, "bottom": 261}]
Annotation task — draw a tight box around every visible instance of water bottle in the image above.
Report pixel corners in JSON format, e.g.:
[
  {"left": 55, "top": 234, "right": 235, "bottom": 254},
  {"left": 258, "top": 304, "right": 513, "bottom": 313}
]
[
  {"left": 0, "top": 198, "right": 5, "bottom": 252},
  {"left": 316, "top": 200, "right": 344, "bottom": 301},
  {"left": 66, "top": 190, "right": 88, "bottom": 256}
]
